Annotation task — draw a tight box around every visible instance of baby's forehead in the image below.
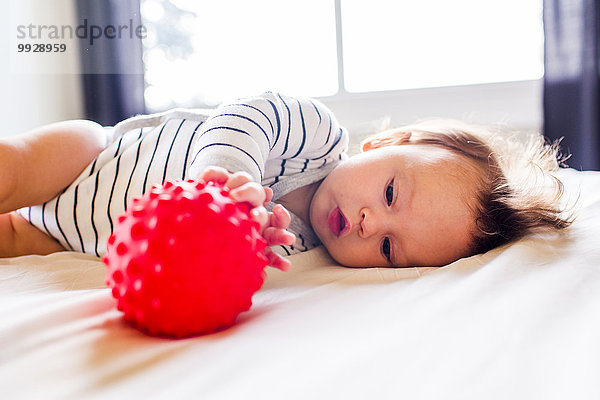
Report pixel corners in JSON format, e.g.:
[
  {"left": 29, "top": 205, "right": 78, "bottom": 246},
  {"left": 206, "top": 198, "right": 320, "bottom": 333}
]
[
  {"left": 402, "top": 144, "right": 483, "bottom": 191},
  {"left": 357, "top": 142, "right": 484, "bottom": 182},
  {"left": 391, "top": 142, "right": 467, "bottom": 166}
]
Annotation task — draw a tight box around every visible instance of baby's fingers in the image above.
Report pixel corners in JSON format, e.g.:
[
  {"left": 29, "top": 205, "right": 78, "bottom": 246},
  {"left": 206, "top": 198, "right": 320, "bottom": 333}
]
[
  {"left": 263, "top": 187, "right": 273, "bottom": 206},
  {"left": 225, "top": 171, "right": 253, "bottom": 190},
  {"left": 198, "top": 166, "right": 230, "bottom": 184},
  {"left": 270, "top": 204, "right": 291, "bottom": 229},
  {"left": 249, "top": 206, "right": 269, "bottom": 232},
  {"left": 264, "top": 248, "right": 291, "bottom": 271},
  {"left": 230, "top": 182, "right": 266, "bottom": 208},
  {"left": 262, "top": 226, "right": 296, "bottom": 246}
]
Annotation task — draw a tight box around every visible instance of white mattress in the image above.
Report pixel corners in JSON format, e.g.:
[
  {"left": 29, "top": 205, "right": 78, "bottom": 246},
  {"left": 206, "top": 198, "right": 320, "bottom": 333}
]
[{"left": 1, "top": 168, "right": 600, "bottom": 400}]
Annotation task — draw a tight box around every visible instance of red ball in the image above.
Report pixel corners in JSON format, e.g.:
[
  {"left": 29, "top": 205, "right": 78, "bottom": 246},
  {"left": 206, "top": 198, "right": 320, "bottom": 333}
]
[{"left": 102, "top": 179, "right": 269, "bottom": 337}]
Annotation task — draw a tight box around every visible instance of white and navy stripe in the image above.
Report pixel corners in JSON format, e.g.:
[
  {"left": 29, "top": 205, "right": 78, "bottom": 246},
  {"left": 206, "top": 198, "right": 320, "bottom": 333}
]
[{"left": 17, "top": 92, "right": 348, "bottom": 257}]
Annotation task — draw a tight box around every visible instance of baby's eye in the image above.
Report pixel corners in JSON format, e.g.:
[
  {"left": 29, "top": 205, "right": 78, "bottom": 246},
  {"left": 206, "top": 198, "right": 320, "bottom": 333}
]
[
  {"left": 381, "top": 237, "right": 391, "bottom": 262},
  {"left": 385, "top": 180, "right": 394, "bottom": 206}
]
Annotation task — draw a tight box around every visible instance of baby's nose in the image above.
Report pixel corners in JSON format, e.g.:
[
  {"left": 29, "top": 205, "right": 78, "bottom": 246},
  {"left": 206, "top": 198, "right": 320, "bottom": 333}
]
[{"left": 359, "top": 208, "right": 379, "bottom": 238}]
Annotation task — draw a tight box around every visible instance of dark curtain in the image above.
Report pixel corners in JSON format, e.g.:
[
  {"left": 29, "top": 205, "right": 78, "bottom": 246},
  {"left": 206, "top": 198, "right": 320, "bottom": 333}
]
[
  {"left": 543, "top": 0, "right": 600, "bottom": 170},
  {"left": 76, "top": 0, "right": 146, "bottom": 126}
]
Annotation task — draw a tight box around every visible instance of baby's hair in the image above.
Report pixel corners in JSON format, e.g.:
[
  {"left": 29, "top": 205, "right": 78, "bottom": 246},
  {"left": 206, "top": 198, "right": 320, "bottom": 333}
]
[{"left": 360, "top": 120, "right": 574, "bottom": 256}]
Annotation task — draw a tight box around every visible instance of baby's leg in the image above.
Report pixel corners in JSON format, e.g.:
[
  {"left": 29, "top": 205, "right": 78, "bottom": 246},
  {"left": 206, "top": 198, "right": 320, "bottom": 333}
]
[
  {"left": 0, "top": 120, "right": 107, "bottom": 214},
  {"left": 0, "top": 212, "right": 66, "bottom": 257}
]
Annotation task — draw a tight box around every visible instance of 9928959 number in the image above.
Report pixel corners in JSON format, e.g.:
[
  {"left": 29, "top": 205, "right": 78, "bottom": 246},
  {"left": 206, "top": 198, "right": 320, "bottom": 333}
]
[{"left": 17, "top": 43, "right": 67, "bottom": 53}]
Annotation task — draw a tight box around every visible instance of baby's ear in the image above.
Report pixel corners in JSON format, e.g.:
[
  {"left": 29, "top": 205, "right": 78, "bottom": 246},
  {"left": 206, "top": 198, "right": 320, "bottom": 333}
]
[{"left": 360, "top": 130, "right": 412, "bottom": 152}]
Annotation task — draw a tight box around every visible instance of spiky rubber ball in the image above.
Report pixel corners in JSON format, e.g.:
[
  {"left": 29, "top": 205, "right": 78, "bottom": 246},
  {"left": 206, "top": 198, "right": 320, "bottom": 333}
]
[{"left": 102, "top": 179, "right": 269, "bottom": 337}]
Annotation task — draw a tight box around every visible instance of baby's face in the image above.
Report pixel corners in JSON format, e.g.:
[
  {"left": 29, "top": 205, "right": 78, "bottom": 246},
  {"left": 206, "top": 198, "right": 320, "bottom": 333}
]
[{"left": 309, "top": 144, "right": 478, "bottom": 267}]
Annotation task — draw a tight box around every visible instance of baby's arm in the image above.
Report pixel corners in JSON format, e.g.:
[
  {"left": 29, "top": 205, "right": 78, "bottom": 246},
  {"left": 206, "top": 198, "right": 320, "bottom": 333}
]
[
  {"left": 198, "top": 166, "right": 295, "bottom": 271},
  {"left": 187, "top": 92, "right": 348, "bottom": 186}
]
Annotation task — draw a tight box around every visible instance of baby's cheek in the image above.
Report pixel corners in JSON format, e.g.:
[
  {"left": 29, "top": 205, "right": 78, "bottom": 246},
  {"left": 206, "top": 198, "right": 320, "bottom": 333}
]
[{"left": 323, "top": 239, "right": 361, "bottom": 267}]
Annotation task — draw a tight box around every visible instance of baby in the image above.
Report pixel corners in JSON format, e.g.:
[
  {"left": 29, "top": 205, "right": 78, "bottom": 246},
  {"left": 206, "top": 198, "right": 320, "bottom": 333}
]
[{"left": 0, "top": 92, "right": 572, "bottom": 269}]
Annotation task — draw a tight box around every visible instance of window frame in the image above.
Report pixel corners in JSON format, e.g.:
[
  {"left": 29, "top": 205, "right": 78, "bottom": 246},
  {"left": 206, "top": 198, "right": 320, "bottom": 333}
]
[{"left": 319, "top": 79, "right": 542, "bottom": 133}]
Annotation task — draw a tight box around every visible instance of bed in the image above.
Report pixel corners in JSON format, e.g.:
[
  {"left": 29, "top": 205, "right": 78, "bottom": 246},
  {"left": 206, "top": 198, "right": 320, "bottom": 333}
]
[{"left": 1, "top": 164, "right": 600, "bottom": 399}]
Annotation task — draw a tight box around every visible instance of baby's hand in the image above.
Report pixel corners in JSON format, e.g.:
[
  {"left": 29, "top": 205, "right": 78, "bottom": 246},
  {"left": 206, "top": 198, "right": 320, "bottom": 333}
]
[{"left": 198, "top": 167, "right": 295, "bottom": 271}]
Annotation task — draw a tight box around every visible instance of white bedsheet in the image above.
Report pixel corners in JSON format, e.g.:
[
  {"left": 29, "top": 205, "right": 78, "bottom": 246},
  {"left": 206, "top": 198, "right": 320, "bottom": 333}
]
[{"left": 1, "top": 169, "right": 600, "bottom": 400}]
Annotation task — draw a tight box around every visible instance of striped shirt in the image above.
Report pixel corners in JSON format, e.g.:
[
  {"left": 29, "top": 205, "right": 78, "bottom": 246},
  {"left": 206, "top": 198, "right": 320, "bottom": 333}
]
[{"left": 17, "top": 92, "right": 349, "bottom": 257}]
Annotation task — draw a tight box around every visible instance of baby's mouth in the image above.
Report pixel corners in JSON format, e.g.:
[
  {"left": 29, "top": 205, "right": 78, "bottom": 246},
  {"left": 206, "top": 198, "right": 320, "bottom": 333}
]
[{"left": 328, "top": 207, "right": 349, "bottom": 237}]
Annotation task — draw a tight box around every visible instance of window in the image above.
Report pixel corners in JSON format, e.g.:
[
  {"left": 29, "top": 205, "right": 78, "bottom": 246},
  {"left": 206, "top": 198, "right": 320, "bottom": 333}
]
[
  {"left": 341, "top": 0, "right": 544, "bottom": 92},
  {"left": 141, "top": 0, "right": 544, "bottom": 128},
  {"left": 141, "top": 0, "right": 337, "bottom": 110}
]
